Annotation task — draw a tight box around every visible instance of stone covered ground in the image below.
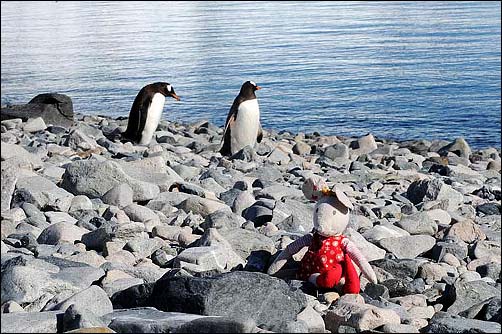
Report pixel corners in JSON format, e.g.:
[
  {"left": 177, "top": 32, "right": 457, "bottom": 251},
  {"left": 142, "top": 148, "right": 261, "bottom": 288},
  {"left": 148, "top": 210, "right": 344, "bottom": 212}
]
[{"left": 1, "top": 113, "right": 501, "bottom": 333}]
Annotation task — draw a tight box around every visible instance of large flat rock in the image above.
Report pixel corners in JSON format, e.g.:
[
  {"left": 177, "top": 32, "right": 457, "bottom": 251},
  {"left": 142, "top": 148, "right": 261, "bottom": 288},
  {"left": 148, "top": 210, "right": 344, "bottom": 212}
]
[{"left": 149, "top": 271, "right": 307, "bottom": 330}]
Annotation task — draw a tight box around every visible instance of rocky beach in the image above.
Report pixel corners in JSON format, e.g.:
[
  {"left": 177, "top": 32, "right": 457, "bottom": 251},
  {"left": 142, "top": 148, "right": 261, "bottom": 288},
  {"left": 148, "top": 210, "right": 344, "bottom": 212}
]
[{"left": 1, "top": 94, "right": 501, "bottom": 333}]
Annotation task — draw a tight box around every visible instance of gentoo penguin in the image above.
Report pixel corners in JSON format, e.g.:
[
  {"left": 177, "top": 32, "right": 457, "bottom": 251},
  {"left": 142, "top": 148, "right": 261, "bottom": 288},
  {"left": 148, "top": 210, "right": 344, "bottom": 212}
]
[
  {"left": 220, "top": 81, "right": 263, "bottom": 156},
  {"left": 123, "top": 82, "right": 180, "bottom": 145}
]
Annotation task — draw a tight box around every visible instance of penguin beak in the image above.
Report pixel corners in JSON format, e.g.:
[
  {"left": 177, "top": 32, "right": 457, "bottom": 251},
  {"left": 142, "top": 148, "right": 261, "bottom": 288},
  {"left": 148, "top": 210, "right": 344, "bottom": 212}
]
[
  {"left": 170, "top": 93, "right": 181, "bottom": 101},
  {"left": 255, "top": 86, "right": 262, "bottom": 90}
]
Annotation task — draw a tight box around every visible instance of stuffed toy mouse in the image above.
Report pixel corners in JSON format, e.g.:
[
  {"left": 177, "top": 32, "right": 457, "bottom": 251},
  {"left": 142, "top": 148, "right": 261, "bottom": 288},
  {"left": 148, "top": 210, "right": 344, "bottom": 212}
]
[{"left": 267, "top": 176, "right": 377, "bottom": 294}]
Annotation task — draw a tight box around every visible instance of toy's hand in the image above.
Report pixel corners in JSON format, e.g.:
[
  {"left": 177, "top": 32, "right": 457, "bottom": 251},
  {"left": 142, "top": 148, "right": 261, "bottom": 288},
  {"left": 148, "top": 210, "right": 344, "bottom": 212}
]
[
  {"left": 267, "top": 234, "right": 313, "bottom": 275},
  {"left": 267, "top": 248, "right": 291, "bottom": 275},
  {"left": 343, "top": 238, "right": 378, "bottom": 284}
]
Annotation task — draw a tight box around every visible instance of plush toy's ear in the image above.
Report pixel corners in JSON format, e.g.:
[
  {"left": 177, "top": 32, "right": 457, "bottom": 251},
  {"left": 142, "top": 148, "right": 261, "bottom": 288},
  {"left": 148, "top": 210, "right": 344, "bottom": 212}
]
[
  {"left": 302, "top": 176, "right": 328, "bottom": 201},
  {"left": 334, "top": 188, "right": 354, "bottom": 210}
]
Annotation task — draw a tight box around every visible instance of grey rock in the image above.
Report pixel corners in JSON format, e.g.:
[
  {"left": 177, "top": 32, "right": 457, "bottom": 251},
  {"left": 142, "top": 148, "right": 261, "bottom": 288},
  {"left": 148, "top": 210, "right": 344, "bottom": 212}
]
[
  {"left": 61, "top": 160, "right": 160, "bottom": 201},
  {"left": 1, "top": 300, "right": 25, "bottom": 313},
  {"left": 447, "top": 279, "right": 501, "bottom": 315},
  {"left": 362, "top": 224, "right": 410, "bottom": 243},
  {"left": 0, "top": 310, "right": 62, "bottom": 333},
  {"left": 101, "top": 183, "right": 133, "bottom": 208},
  {"left": 325, "top": 143, "right": 349, "bottom": 160},
  {"left": 378, "top": 235, "right": 436, "bottom": 259},
  {"left": 473, "top": 240, "right": 501, "bottom": 260},
  {"left": 1, "top": 256, "right": 105, "bottom": 305},
  {"left": 344, "top": 228, "right": 386, "bottom": 262},
  {"left": 256, "top": 184, "right": 303, "bottom": 200},
  {"left": 372, "top": 258, "right": 419, "bottom": 279},
  {"left": 438, "top": 137, "right": 472, "bottom": 159},
  {"left": 267, "top": 145, "right": 291, "bottom": 164},
  {"left": 63, "top": 129, "right": 100, "bottom": 150},
  {"left": 364, "top": 282, "right": 390, "bottom": 299},
  {"left": 81, "top": 225, "right": 114, "bottom": 252},
  {"left": 69, "top": 195, "right": 93, "bottom": 212},
  {"left": 23, "top": 117, "right": 47, "bottom": 132},
  {"left": 1, "top": 142, "right": 43, "bottom": 170},
  {"left": 177, "top": 196, "right": 231, "bottom": 217},
  {"left": 271, "top": 199, "right": 314, "bottom": 233},
  {"left": 1, "top": 93, "right": 74, "bottom": 127},
  {"left": 296, "top": 305, "right": 325, "bottom": 333},
  {"left": 476, "top": 263, "right": 501, "bottom": 281},
  {"left": 407, "top": 178, "right": 463, "bottom": 211},
  {"left": 172, "top": 164, "right": 201, "bottom": 180},
  {"left": 45, "top": 211, "right": 78, "bottom": 225},
  {"left": 114, "top": 221, "right": 145, "bottom": 240},
  {"left": 477, "top": 202, "right": 501, "bottom": 216},
  {"left": 418, "top": 262, "right": 448, "bottom": 283},
  {"left": 243, "top": 203, "right": 273, "bottom": 226},
  {"left": 292, "top": 141, "right": 311, "bottom": 156},
  {"left": 382, "top": 324, "right": 419, "bottom": 333},
  {"left": 396, "top": 212, "right": 438, "bottom": 236},
  {"left": 425, "top": 311, "right": 500, "bottom": 333},
  {"left": 248, "top": 166, "right": 283, "bottom": 182},
  {"left": 1, "top": 240, "right": 9, "bottom": 254},
  {"left": 62, "top": 303, "right": 106, "bottom": 332},
  {"left": 150, "top": 271, "right": 306, "bottom": 329},
  {"left": 325, "top": 296, "right": 400, "bottom": 332},
  {"left": 218, "top": 227, "right": 276, "bottom": 260},
  {"left": 151, "top": 249, "right": 175, "bottom": 267},
  {"left": 174, "top": 245, "right": 239, "bottom": 273},
  {"left": 381, "top": 278, "right": 426, "bottom": 298},
  {"left": 37, "top": 222, "right": 88, "bottom": 245},
  {"left": 483, "top": 297, "right": 501, "bottom": 322},
  {"left": 13, "top": 175, "right": 74, "bottom": 212},
  {"left": 352, "top": 133, "right": 378, "bottom": 155},
  {"left": 201, "top": 210, "right": 246, "bottom": 231},
  {"left": 231, "top": 145, "right": 256, "bottom": 161},
  {"left": 124, "top": 237, "right": 163, "bottom": 259},
  {"left": 1, "top": 167, "right": 17, "bottom": 213},
  {"left": 45, "top": 285, "right": 112, "bottom": 316},
  {"left": 102, "top": 277, "right": 144, "bottom": 298},
  {"left": 104, "top": 307, "right": 256, "bottom": 334},
  {"left": 433, "top": 238, "right": 469, "bottom": 261},
  {"left": 123, "top": 203, "right": 158, "bottom": 223}
]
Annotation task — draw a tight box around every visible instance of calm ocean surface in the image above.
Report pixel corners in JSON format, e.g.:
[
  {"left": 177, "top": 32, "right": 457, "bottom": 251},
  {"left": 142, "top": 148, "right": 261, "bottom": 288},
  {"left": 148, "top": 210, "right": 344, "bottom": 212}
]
[{"left": 1, "top": 1, "right": 500, "bottom": 148}]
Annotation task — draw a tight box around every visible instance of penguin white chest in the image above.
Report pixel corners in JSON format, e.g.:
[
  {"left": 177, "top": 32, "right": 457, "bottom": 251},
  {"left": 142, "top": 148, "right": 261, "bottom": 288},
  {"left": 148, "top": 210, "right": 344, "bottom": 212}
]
[
  {"left": 231, "top": 99, "right": 260, "bottom": 154},
  {"left": 140, "top": 93, "right": 165, "bottom": 145}
]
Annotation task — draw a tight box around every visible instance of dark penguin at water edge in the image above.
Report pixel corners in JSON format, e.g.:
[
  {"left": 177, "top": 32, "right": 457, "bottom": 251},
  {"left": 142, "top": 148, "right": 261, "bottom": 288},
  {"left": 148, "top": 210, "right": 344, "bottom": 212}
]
[
  {"left": 123, "top": 82, "right": 180, "bottom": 145},
  {"left": 220, "top": 80, "right": 263, "bottom": 156}
]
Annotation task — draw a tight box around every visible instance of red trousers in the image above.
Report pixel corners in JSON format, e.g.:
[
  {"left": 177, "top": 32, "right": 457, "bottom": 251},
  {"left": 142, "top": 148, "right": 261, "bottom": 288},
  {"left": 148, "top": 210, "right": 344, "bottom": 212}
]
[{"left": 315, "top": 253, "right": 361, "bottom": 294}]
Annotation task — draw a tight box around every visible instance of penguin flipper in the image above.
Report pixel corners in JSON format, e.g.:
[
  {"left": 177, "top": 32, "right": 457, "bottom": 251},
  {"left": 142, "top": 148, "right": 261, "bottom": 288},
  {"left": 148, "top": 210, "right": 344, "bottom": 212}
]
[
  {"left": 220, "top": 116, "right": 234, "bottom": 156},
  {"left": 257, "top": 122, "right": 263, "bottom": 143},
  {"left": 123, "top": 88, "right": 151, "bottom": 143},
  {"left": 220, "top": 99, "right": 240, "bottom": 156},
  {"left": 138, "top": 98, "right": 152, "bottom": 142}
]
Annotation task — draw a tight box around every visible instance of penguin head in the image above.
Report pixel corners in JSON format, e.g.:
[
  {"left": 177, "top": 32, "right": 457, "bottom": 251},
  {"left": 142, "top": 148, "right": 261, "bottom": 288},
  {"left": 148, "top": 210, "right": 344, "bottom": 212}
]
[
  {"left": 161, "top": 82, "right": 180, "bottom": 101},
  {"left": 240, "top": 81, "right": 261, "bottom": 97}
]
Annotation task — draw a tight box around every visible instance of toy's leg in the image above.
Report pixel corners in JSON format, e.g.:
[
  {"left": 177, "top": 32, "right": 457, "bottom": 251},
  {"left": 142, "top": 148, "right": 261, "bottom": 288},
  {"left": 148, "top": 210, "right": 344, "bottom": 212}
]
[
  {"left": 343, "top": 253, "right": 360, "bottom": 294},
  {"left": 315, "top": 264, "right": 342, "bottom": 289}
]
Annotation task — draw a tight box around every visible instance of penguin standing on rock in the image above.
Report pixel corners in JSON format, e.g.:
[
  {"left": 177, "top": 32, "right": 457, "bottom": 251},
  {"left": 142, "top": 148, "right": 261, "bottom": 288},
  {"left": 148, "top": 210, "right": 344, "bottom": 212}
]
[
  {"left": 123, "top": 82, "right": 180, "bottom": 145},
  {"left": 220, "top": 81, "right": 263, "bottom": 156}
]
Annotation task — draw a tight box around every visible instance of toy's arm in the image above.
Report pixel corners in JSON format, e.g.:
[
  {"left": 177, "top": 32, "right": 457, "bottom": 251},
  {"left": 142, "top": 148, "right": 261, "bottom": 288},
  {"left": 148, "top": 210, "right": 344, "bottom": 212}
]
[
  {"left": 267, "top": 234, "right": 313, "bottom": 275},
  {"left": 342, "top": 238, "right": 378, "bottom": 283}
]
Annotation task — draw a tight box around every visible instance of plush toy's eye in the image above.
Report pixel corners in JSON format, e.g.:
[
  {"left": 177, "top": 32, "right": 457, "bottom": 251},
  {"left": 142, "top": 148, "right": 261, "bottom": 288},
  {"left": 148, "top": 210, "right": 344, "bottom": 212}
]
[{"left": 333, "top": 210, "right": 337, "bottom": 216}]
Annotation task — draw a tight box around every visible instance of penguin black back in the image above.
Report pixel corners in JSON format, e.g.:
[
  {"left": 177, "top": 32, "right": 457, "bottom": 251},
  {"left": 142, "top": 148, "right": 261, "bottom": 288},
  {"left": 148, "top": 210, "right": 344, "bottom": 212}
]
[
  {"left": 123, "top": 82, "right": 179, "bottom": 144},
  {"left": 220, "top": 81, "right": 262, "bottom": 156}
]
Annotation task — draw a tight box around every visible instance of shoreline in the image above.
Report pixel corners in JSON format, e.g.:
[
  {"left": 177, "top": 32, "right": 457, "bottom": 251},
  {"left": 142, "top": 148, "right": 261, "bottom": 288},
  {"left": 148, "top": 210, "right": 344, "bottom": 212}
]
[
  {"left": 88, "top": 112, "right": 502, "bottom": 152},
  {"left": 1, "top": 111, "right": 501, "bottom": 333}
]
